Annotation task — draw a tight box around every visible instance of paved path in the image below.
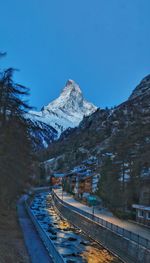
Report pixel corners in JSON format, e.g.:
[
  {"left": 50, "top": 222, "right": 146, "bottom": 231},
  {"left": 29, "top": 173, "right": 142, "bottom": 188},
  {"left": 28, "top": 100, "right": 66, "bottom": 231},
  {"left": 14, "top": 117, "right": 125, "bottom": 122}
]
[
  {"left": 55, "top": 189, "right": 150, "bottom": 241},
  {"left": 17, "top": 196, "right": 53, "bottom": 263}
]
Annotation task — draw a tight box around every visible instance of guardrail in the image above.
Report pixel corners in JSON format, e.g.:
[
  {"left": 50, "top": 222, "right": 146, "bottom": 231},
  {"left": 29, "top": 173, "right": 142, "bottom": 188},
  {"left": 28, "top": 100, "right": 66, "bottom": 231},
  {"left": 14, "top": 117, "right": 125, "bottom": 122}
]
[
  {"left": 52, "top": 191, "right": 150, "bottom": 250},
  {"left": 24, "top": 198, "right": 65, "bottom": 263}
]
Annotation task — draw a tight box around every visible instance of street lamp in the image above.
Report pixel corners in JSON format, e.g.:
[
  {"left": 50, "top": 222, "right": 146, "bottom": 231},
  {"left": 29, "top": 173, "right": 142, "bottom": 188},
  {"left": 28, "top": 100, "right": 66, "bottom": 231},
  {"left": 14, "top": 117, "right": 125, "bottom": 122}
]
[
  {"left": 92, "top": 204, "right": 95, "bottom": 219},
  {"left": 88, "top": 195, "right": 97, "bottom": 219},
  {"left": 62, "top": 177, "right": 64, "bottom": 201}
]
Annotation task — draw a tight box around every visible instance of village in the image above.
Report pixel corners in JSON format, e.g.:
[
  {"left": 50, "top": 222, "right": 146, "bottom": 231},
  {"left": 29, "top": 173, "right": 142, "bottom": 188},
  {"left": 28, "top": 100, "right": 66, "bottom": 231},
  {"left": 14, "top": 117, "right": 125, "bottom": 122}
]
[
  {"left": 41, "top": 156, "right": 100, "bottom": 205},
  {"left": 40, "top": 154, "right": 150, "bottom": 228}
]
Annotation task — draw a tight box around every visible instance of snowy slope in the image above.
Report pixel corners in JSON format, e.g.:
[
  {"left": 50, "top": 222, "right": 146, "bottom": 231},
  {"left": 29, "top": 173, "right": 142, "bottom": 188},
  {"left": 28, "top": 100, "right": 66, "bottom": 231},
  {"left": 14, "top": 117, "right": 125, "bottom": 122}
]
[{"left": 29, "top": 80, "right": 97, "bottom": 137}]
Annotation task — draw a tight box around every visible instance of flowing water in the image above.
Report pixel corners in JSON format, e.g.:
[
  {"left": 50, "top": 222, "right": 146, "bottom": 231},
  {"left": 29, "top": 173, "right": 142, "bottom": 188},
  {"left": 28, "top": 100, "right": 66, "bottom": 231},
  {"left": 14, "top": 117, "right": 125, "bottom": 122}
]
[{"left": 30, "top": 192, "right": 122, "bottom": 263}]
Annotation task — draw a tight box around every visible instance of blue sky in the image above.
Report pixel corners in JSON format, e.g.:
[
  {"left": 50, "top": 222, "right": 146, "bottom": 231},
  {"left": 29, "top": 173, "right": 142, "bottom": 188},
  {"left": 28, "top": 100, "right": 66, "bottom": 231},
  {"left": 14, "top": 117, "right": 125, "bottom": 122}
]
[{"left": 0, "top": 0, "right": 150, "bottom": 109}]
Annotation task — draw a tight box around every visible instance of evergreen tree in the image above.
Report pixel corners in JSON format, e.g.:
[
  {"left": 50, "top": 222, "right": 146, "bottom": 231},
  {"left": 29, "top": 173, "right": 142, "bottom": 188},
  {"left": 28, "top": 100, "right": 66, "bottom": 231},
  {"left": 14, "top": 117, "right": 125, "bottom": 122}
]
[
  {"left": 0, "top": 68, "right": 34, "bottom": 208},
  {"left": 97, "top": 157, "right": 122, "bottom": 210}
]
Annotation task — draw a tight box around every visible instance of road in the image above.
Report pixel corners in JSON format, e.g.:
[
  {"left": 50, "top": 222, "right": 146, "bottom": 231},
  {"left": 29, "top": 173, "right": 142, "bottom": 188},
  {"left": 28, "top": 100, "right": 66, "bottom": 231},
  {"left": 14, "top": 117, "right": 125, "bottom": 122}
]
[{"left": 55, "top": 188, "right": 150, "bottom": 241}]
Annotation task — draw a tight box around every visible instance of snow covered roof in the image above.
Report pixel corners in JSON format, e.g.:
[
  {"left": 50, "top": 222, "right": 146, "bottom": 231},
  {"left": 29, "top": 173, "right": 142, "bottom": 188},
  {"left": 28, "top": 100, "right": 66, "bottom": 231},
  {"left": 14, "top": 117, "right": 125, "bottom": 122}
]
[
  {"left": 132, "top": 204, "right": 150, "bottom": 211},
  {"left": 43, "top": 158, "right": 55, "bottom": 164},
  {"left": 53, "top": 173, "right": 65, "bottom": 178},
  {"left": 71, "top": 165, "right": 87, "bottom": 173}
]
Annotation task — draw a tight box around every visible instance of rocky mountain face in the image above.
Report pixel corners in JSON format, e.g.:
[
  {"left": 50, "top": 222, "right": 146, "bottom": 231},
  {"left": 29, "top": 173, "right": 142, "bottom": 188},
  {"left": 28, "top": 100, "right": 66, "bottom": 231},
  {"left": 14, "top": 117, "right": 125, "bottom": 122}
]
[
  {"left": 28, "top": 119, "right": 58, "bottom": 149},
  {"left": 28, "top": 80, "right": 97, "bottom": 148},
  {"left": 42, "top": 75, "right": 150, "bottom": 212},
  {"left": 129, "top": 74, "right": 150, "bottom": 100}
]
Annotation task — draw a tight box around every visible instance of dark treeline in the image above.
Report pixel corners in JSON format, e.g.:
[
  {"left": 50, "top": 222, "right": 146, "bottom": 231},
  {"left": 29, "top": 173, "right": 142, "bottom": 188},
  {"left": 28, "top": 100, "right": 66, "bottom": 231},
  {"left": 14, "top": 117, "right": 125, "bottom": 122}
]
[{"left": 0, "top": 65, "right": 34, "bottom": 208}]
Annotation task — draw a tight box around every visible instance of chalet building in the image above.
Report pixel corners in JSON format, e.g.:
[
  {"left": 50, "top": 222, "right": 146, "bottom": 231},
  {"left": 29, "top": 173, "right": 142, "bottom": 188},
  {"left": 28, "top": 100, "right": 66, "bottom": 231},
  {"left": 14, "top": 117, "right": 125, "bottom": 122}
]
[
  {"left": 41, "top": 155, "right": 100, "bottom": 200},
  {"left": 63, "top": 165, "right": 100, "bottom": 201},
  {"left": 77, "top": 175, "right": 92, "bottom": 198},
  {"left": 92, "top": 174, "right": 100, "bottom": 192},
  {"left": 132, "top": 168, "right": 150, "bottom": 227},
  {"left": 64, "top": 171, "right": 77, "bottom": 193},
  {"left": 132, "top": 204, "right": 150, "bottom": 226},
  {"left": 51, "top": 173, "right": 65, "bottom": 186}
]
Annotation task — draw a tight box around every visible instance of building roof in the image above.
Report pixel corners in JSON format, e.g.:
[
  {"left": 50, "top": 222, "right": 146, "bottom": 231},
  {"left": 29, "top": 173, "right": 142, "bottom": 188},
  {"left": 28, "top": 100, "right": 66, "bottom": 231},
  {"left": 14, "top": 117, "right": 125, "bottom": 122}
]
[
  {"left": 132, "top": 204, "right": 150, "bottom": 211},
  {"left": 53, "top": 173, "right": 65, "bottom": 178}
]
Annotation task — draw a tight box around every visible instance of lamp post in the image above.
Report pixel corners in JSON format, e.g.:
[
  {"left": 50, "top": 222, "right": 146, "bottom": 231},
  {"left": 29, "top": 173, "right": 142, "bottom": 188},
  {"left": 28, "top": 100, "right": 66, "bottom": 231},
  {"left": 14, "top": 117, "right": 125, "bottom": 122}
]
[
  {"left": 62, "top": 177, "right": 64, "bottom": 201},
  {"left": 78, "top": 176, "right": 79, "bottom": 199},
  {"left": 92, "top": 204, "right": 95, "bottom": 219},
  {"left": 88, "top": 195, "right": 96, "bottom": 219}
]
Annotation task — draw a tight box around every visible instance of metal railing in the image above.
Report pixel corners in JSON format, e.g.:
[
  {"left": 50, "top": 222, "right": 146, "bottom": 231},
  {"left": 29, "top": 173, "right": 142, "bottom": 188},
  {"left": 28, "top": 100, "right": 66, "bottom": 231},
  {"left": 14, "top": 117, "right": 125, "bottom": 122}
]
[
  {"left": 52, "top": 191, "right": 150, "bottom": 250},
  {"left": 25, "top": 198, "right": 65, "bottom": 263}
]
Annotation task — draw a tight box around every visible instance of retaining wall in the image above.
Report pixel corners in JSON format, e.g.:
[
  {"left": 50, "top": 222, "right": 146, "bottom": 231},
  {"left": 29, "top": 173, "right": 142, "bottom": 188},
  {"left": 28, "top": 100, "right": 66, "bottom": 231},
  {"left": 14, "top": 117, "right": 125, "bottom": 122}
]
[{"left": 53, "top": 193, "right": 150, "bottom": 263}]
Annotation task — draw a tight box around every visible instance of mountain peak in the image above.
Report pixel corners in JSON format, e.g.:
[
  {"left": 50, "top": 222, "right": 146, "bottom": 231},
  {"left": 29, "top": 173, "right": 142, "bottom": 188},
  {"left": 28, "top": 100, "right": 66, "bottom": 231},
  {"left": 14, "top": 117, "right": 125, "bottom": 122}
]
[
  {"left": 62, "top": 79, "right": 82, "bottom": 95},
  {"left": 30, "top": 80, "right": 97, "bottom": 137},
  {"left": 66, "top": 79, "right": 77, "bottom": 86},
  {"left": 129, "top": 74, "right": 150, "bottom": 100}
]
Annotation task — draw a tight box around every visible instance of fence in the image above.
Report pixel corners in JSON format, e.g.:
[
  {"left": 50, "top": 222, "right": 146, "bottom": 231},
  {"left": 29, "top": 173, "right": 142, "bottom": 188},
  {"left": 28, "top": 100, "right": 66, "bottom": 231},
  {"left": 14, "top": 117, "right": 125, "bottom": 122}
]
[
  {"left": 24, "top": 198, "right": 65, "bottom": 263},
  {"left": 52, "top": 191, "right": 150, "bottom": 250}
]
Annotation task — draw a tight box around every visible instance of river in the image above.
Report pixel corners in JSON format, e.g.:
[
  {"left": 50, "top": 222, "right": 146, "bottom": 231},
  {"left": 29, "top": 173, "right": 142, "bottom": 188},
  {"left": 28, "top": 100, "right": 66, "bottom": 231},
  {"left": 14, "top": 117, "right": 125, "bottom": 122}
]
[{"left": 30, "top": 192, "right": 122, "bottom": 263}]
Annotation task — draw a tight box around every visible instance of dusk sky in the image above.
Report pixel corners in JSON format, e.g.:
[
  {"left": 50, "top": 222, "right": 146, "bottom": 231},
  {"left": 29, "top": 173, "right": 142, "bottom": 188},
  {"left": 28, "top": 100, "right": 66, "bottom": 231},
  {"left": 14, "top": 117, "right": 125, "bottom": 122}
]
[{"left": 0, "top": 0, "right": 150, "bottom": 110}]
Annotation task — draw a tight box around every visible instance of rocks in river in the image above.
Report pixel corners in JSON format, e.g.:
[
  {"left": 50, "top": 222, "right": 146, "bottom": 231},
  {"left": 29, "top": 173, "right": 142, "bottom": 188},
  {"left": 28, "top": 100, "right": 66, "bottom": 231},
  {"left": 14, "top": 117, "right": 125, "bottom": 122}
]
[
  {"left": 63, "top": 228, "right": 71, "bottom": 232},
  {"left": 48, "top": 223, "right": 53, "bottom": 227},
  {"left": 36, "top": 213, "right": 46, "bottom": 217},
  {"left": 36, "top": 215, "right": 45, "bottom": 221},
  {"left": 50, "top": 236, "right": 57, "bottom": 240},
  {"left": 66, "top": 259, "right": 84, "bottom": 263},
  {"left": 67, "top": 237, "right": 77, "bottom": 241},
  {"left": 66, "top": 259, "right": 77, "bottom": 263},
  {"left": 64, "top": 252, "right": 80, "bottom": 257},
  {"left": 80, "top": 240, "right": 90, "bottom": 246},
  {"left": 47, "top": 227, "right": 57, "bottom": 235},
  {"left": 31, "top": 193, "right": 113, "bottom": 263}
]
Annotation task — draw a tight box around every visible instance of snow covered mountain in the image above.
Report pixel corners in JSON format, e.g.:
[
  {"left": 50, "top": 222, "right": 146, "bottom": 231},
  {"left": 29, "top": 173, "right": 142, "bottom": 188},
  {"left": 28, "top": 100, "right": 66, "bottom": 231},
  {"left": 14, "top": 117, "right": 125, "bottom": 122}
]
[
  {"left": 28, "top": 80, "right": 97, "bottom": 148},
  {"left": 29, "top": 79, "right": 97, "bottom": 137}
]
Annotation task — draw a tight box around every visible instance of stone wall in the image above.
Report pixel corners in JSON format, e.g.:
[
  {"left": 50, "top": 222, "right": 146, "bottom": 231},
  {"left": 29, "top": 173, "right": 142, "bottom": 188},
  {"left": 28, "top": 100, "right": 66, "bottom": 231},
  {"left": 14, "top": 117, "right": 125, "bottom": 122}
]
[{"left": 53, "top": 195, "right": 150, "bottom": 263}]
